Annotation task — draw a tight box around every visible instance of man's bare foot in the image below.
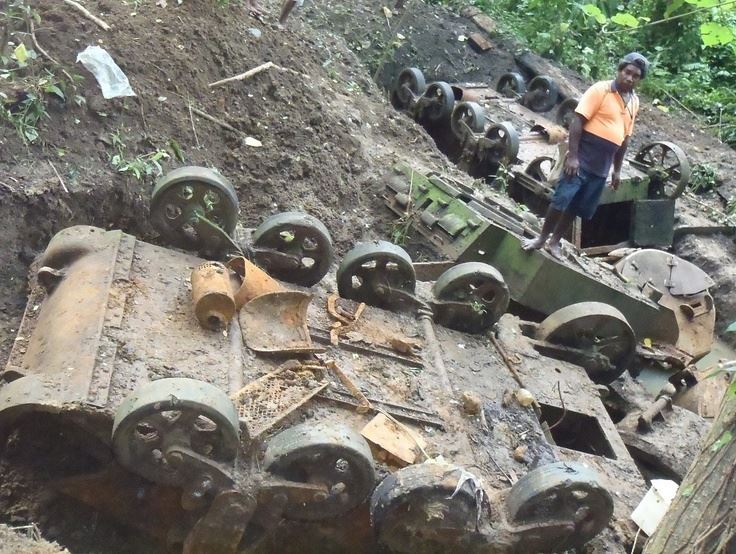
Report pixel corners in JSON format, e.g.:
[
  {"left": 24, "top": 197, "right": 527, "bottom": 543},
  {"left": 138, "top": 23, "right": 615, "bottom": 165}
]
[
  {"left": 546, "top": 240, "right": 564, "bottom": 260},
  {"left": 521, "top": 236, "right": 546, "bottom": 251}
]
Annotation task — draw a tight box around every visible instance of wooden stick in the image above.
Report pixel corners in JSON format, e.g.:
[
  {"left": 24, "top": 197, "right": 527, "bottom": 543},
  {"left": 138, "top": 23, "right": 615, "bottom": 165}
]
[
  {"left": 188, "top": 100, "right": 201, "bottom": 148},
  {"left": 209, "top": 62, "right": 275, "bottom": 88},
  {"left": 29, "top": 19, "right": 59, "bottom": 65},
  {"left": 48, "top": 161, "right": 69, "bottom": 193},
  {"left": 190, "top": 106, "right": 241, "bottom": 135},
  {"left": 61, "top": 0, "right": 111, "bottom": 31}
]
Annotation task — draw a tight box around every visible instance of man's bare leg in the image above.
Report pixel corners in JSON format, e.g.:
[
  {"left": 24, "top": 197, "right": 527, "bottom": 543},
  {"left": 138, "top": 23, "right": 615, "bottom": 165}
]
[
  {"left": 522, "top": 207, "right": 563, "bottom": 251},
  {"left": 244, "top": 0, "right": 263, "bottom": 17},
  {"left": 279, "top": 0, "right": 298, "bottom": 24},
  {"left": 545, "top": 211, "right": 576, "bottom": 259}
]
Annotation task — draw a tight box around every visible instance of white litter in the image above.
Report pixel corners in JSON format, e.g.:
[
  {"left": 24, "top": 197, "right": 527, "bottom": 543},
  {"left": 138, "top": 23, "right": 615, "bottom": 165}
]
[
  {"left": 76, "top": 45, "right": 136, "bottom": 99},
  {"left": 631, "top": 479, "right": 679, "bottom": 536}
]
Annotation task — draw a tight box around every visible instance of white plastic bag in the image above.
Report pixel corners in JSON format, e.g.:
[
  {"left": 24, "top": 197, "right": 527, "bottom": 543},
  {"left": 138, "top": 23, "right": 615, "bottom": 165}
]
[{"left": 76, "top": 45, "right": 136, "bottom": 99}]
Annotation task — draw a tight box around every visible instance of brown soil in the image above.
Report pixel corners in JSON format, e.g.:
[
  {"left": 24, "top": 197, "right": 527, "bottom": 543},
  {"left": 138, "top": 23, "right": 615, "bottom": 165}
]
[{"left": 0, "top": 0, "right": 733, "bottom": 551}]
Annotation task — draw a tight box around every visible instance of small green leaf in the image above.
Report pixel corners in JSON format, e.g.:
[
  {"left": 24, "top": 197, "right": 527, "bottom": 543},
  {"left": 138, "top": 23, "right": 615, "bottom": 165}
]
[
  {"left": 665, "top": 0, "right": 686, "bottom": 16},
  {"left": 14, "top": 43, "right": 28, "bottom": 64},
  {"left": 582, "top": 4, "right": 607, "bottom": 24},
  {"left": 611, "top": 13, "right": 639, "bottom": 27},
  {"left": 700, "top": 22, "right": 734, "bottom": 47},
  {"left": 24, "top": 127, "right": 38, "bottom": 142},
  {"left": 680, "top": 485, "right": 694, "bottom": 497},
  {"left": 169, "top": 139, "right": 185, "bottom": 162},
  {"left": 44, "top": 84, "right": 65, "bottom": 100},
  {"left": 711, "top": 430, "right": 733, "bottom": 453}
]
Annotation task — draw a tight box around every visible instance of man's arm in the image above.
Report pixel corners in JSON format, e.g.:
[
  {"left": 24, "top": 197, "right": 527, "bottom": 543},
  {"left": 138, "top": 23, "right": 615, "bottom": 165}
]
[
  {"left": 564, "top": 113, "right": 586, "bottom": 177},
  {"left": 611, "top": 136, "right": 630, "bottom": 190}
]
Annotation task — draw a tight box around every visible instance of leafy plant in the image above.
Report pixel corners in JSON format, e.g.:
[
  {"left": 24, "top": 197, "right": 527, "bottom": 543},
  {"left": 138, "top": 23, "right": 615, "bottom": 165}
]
[
  {"left": 109, "top": 131, "right": 170, "bottom": 180},
  {"left": 689, "top": 163, "right": 719, "bottom": 193}
]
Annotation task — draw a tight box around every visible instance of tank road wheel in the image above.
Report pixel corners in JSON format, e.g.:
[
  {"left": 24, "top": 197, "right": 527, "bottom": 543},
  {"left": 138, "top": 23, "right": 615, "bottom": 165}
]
[
  {"left": 420, "top": 82, "right": 455, "bottom": 123},
  {"left": 555, "top": 97, "right": 579, "bottom": 129},
  {"left": 336, "top": 241, "right": 416, "bottom": 309},
  {"left": 450, "top": 101, "right": 487, "bottom": 140},
  {"left": 264, "top": 422, "right": 376, "bottom": 520},
  {"left": 631, "top": 141, "right": 691, "bottom": 199},
  {"left": 536, "top": 302, "right": 636, "bottom": 384},
  {"left": 151, "top": 166, "right": 239, "bottom": 254},
  {"left": 251, "top": 212, "right": 334, "bottom": 287},
  {"left": 371, "top": 463, "right": 483, "bottom": 553},
  {"left": 524, "top": 156, "right": 556, "bottom": 183},
  {"left": 523, "top": 75, "right": 559, "bottom": 113},
  {"left": 112, "top": 378, "right": 240, "bottom": 486},
  {"left": 392, "top": 67, "right": 427, "bottom": 109},
  {"left": 506, "top": 462, "right": 613, "bottom": 550},
  {"left": 433, "top": 262, "right": 510, "bottom": 333},
  {"left": 482, "top": 122, "right": 520, "bottom": 164},
  {"left": 496, "top": 72, "right": 526, "bottom": 98}
]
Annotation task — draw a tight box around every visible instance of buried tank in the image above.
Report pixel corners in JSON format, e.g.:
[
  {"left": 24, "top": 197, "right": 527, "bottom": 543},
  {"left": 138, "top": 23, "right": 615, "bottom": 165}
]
[
  {"left": 390, "top": 67, "right": 693, "bottom": 252},
  {"left": 0, "top": 166, "right": 684, "bottom": 553}
]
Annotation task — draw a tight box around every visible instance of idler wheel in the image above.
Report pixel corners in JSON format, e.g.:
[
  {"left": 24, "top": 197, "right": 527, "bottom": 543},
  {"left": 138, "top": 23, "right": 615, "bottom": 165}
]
[
  {"left": 421, "top": 81, "right": 455, "bottom": 123},
  {"left": 264, "top": 422, "right": 376, "bottom": 520},
  {"left": 631, "top": 141, "right": 691, "bottom": 199},
  {"left": 536, "top": 302, "right": 636, "bottom": 384},
  {"left": 112, "top": 378, "right": 240, "bottom": 486},
  {"left": 483, "top": 121, "right": 520, "bottom": 164},
  {"left": 251, "top": 211, "right": 334, "bottom": 287},
  {"left": 450, "top": 101, "right": 487, "bottom": 140}
]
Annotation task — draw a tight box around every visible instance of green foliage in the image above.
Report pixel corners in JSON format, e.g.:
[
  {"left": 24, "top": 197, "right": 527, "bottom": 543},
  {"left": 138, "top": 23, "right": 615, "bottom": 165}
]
[
  {"left": 689, "top": 163, "right": 719, "bottom": 192},
  {"left": 109, "top": 130, "right": 171, "bottom": 181},
  {"left": 467, "top": 0, "right": 736, "bottom": 146}
]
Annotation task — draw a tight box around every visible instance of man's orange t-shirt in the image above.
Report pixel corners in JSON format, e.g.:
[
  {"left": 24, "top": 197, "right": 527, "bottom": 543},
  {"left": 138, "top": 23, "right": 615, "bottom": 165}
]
[{"left": 575, "top": 81, "right": 639, "bottom": 146}]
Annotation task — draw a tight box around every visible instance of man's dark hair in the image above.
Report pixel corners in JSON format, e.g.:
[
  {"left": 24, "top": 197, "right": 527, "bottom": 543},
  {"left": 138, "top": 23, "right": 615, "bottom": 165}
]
[{"left": 618, "top": 52, "right": 649, "bottom": 79}]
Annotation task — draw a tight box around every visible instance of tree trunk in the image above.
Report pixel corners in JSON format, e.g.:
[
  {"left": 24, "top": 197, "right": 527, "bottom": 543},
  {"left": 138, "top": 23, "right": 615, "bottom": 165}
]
[{"left": 643, "top": 382, "right": 736, "bottom": 553}]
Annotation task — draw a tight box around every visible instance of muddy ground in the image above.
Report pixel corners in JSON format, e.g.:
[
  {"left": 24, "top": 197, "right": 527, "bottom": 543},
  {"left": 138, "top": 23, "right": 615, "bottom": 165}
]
[{"left": 0, "top": 0, "right": 734, "bottom": 551}]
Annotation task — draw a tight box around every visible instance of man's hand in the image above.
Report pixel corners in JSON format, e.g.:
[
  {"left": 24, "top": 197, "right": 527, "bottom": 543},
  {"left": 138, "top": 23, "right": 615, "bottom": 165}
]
[
  {"left": 564, "top": 156, "right": 579, "bottom": 177},
  {"left": 611, "top": 171, "right": 621, "bottom": 190}
]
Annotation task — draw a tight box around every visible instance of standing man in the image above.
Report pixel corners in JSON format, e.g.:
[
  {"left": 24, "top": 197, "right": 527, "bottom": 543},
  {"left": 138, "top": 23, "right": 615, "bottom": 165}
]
[{"left": 522, "top": 52, "right": 649, "bottom": 259}]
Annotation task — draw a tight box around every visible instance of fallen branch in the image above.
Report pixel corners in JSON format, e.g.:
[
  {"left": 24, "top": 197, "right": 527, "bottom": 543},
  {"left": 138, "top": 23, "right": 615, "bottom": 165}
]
[
  {"left": 48, "top": 161, "right": 69, "bottom": 193},
  {"left": 61, "top": 0, "right": 111, "bottom": 31},
  {"left": 28, "top": 19, "right": 58, "bottom": 65},
  {"left": 190, "top": 106, "right": 241, "bottom": 135},
  {"left": 187, "top": 100, "right": 201, "bottom": 148},
  {"left": 209, "top": 62, "right": 276, "bottom": 88}
]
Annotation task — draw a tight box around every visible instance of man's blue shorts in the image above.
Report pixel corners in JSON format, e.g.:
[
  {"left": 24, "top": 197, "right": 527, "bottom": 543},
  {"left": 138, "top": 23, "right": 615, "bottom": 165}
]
[{"left": 550, "top": 167, "right": 607, "bottom": 220}]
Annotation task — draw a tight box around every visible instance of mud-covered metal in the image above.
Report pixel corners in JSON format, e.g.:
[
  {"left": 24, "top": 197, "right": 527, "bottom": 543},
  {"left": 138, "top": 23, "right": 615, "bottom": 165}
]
[
  {"left": 191, "top": 261, "right": 236, "bottom": 330},
  {"left": 240, "top": 291, "right": 323, "bottom": 353},
  {"left": 496, "top": 72, "right": 526, "bottom": 98},
  {"left": 420, "top": 81, "right": 455, "bottom": 123},
  {"left": 337, "top": 241, "right": 417, "bottom": 309},
  {"left": 451, "top": 101, "right": 487, "bottom": 140},
  {"left": 111, "top": 378, "right": 241, "bottom": 486},
  {"left": 150, "top": 166, "right": 239, "bottom": 255},
  {"left": 522, "top": 75, "right": 559, "bottom": 113},
  {"left": 251, "top": 211, "right": 334, "bottom": 287},
  {"left": 392, "top": 67, "right": 426, "bottom": 109},
  {"left": 263, "top": 422, "right": 377, "bottom": 520},
  {"left": 535, "top": 302, "right": 636, "bottom": 384},
  {"left": 555, "top": 97, "right": 579, "bottom": 129}
]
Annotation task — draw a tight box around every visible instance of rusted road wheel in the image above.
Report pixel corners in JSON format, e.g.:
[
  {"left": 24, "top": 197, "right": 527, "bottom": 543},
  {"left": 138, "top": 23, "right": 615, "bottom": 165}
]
[
  {"left": 371, "top": 463, "right": 483, "bottom": 553},
  {"left": 506, "top": 462, "right": 613, "bottom": 551},
  {"left": 421, "top": 81, "right": 455, "bottom": 123},
  {"left": 264, "top": 422, "right": 376, "bottom": 520},
  {"left": 536, "top": 302, "right": 636, "bottom": 384},
  {"left": 496, "top": 72, "right": 526, "bottom": 98},
  {"left": 433, "top": 262, "right": 510, "bottom": 333},
  {"left": 523, "top": 75, "right": 559, "bottom": 113},
  {"left": 482, "top": 121, "right": 520, "bottom": 164},
  {"left": 555, "top": 97, "right": 579, "bottom": 129},
  {"left": 337, "top": 241, "right": 416, "bottom": 309},
  {"left": 151, "top": 166, "right": 239, "bottom": 254},
  {"left": 524, "top": 156, "right": 556, "bottom": 183},
  {"left": 112, "top": 378, "right": 240, "bottom": 486},
  {"left": 450, "top": 101, "right": 486, "bottom": 140},
  {"left": 251, "top": 211, "right": 334, "bottom": 287},
  {"left": 631, "top": 141, "right": 691, "bottom": 199},
  {"left": 392, "top": 67, "right": 426, "bottom": 109}
]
